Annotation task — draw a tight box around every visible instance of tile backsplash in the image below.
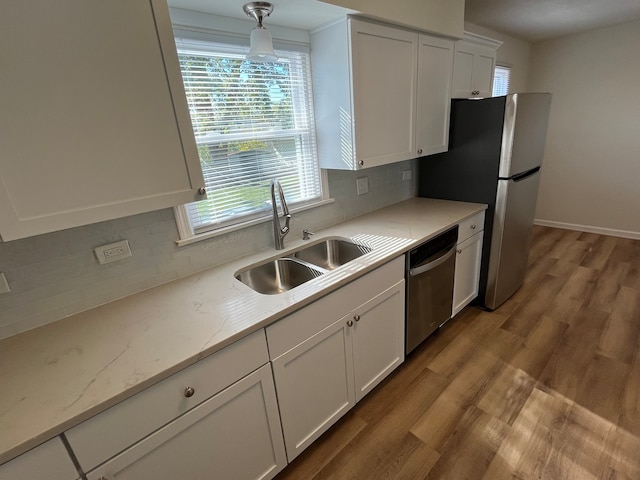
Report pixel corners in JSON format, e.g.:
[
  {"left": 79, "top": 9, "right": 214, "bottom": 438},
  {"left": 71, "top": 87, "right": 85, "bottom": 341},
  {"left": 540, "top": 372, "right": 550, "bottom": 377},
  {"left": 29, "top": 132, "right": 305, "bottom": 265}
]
[{"left": 0, "top": 160, "right": 417, "bottom": 339}]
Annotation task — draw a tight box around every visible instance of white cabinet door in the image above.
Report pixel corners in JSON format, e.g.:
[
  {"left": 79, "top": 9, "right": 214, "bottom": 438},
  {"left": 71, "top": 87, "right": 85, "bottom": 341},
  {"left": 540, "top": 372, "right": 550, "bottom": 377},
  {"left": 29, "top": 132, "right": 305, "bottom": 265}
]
[
  {"left": 452, "top": 231, "right": 483, "bottom": 316},
  {"left": 0, "top": 437, "right": 79, "bottom": 480},
  {"left": 350, "top": 19, "right": 418, "bottom": 168},
  {"left": 352, "top": 280, "right": 405, "bottom": 402},
  {"left": 0, "top": 0, "right": 205, "bottom": 241},
  {"left": 271, "top": 318, "right": 355, "bottom": 462},
  {"left": 415, "top": 34, "right": 454, "bottom": 157},
  {"left": 86, "top": 364, "right": 286, "bottom": 480},
  {"left": 311, "top": 18, "right": 419, "bottom": 170},
  {"left": 451, "top": 34, "right": 500, "bottom": 98}
]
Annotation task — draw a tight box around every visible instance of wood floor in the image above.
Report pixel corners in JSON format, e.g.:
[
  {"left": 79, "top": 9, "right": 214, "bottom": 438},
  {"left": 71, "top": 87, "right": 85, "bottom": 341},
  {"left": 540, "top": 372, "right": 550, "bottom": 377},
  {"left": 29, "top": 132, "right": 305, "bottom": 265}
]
[{"left": 274, "top": 226, "right": 640, "bottom": 480}]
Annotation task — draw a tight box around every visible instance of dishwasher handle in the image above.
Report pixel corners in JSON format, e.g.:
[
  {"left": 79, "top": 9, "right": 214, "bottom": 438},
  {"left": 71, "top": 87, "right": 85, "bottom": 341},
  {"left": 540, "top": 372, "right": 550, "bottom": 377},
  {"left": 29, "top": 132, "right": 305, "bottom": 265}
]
[{"left": 408, "top": 245, "right": 456, "bottom": 277}]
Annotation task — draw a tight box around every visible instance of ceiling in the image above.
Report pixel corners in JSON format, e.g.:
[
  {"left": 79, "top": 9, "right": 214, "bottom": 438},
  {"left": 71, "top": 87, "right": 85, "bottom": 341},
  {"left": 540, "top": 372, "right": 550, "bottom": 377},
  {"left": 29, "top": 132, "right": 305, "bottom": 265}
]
[
  {"left": 166, "top": 0, "right": 353, "bottom": 31},
  {"left": 464, "top": 0, "right": 640, "bottom": 41},
  {"left": 168, "top": 0, "right": 640, "bottom": 42}
]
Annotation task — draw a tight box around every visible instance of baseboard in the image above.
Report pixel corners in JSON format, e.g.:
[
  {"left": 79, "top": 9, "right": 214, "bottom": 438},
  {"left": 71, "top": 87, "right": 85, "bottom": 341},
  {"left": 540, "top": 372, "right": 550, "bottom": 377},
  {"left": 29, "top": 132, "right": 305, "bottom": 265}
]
[{"left": 534, "top": 219, "right": 640, "bottom": 240}]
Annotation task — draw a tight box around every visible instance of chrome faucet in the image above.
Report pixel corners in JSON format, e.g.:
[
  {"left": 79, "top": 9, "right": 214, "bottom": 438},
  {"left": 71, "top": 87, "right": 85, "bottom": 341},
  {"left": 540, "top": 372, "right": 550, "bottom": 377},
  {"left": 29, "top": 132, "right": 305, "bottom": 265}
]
[{"left": 270, "top": 179, "right": 291, "bottom": 250}]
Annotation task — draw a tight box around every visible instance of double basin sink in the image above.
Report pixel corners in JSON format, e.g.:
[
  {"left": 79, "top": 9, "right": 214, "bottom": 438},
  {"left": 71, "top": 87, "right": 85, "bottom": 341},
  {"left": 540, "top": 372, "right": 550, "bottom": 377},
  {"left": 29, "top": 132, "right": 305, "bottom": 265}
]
[{"left": 235, "top": 238, "right": 372, "bottom": 295}]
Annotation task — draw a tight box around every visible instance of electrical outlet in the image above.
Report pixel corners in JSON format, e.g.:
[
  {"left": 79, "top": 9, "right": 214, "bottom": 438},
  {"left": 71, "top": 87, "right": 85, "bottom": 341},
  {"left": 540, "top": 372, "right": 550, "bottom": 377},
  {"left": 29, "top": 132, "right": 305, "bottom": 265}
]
[
  {"left": 356, "top": 176, "right": 369, "bottom": 195},
  {"left": 95, "top": 240, "right": 132, "bottom": 265},
  {"left": 402, "top": 170, "right": 412, "bottom": 181},
  {"left": 0, "top": 273, "right": 10, "bottom": 294}
]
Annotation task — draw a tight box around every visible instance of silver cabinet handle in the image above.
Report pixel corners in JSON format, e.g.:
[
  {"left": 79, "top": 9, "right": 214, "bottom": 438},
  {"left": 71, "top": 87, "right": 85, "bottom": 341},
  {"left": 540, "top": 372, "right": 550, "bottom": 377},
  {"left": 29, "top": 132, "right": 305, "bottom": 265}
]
[
  {"left": 417, "top": 148, "right": 423, "bottom": 155},
  {"left": 346, "top": 320, "right": 354, "bottom": 327},
  {"left": 354, "top": 314, "right": 360, "bottom": 322},
  {"left": 457, "top": 249, "right": 462, "bottom": 254},
  {"left": 471, "top": 224, "right": 476, "bottom": 230},
  {"left": 197, "top": 187, "right": 206, "bottom": 195},
  {"left": 358, "top": 160, "right": 364, "bottom": 167},
  {"left": 184, "top": 386, "right": 195, "bottom": 398}
]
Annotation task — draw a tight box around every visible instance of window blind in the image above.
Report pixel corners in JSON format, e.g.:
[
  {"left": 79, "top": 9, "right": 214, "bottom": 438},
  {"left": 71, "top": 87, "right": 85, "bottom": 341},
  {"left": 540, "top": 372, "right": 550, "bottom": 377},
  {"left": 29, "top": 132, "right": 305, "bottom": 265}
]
[
  {"left": 492, "top": 66, "right": 511, "bottom": 96},
  {"left": 176, "top": 40, "right": 321, "bottom": 233}
]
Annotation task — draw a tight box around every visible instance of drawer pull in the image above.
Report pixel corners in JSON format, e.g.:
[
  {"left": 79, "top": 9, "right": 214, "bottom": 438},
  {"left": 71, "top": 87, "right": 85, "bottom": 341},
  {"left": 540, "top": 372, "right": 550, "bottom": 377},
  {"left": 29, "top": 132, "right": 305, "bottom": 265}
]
[
  {"left": 354, "top": 314, "right": 360, "bottom": 322},
  {"left": 184, "top": 386, "right": 195, "bottom": 398},
  {"left": 471, "top": 225, "right": 476, "bottom": 229},
  {"left": 457, "top": 249, "right": 462, "bottom": 254},
  {"left": 346, "top": 320, "right": 354, "bottom": 327}
]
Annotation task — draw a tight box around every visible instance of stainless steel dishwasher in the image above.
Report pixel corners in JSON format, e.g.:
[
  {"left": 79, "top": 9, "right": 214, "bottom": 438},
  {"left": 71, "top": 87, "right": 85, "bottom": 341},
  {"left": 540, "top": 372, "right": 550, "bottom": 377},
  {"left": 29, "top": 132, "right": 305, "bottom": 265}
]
[{"left": 406, "top": 225, "right": 458, "bottom": 354}]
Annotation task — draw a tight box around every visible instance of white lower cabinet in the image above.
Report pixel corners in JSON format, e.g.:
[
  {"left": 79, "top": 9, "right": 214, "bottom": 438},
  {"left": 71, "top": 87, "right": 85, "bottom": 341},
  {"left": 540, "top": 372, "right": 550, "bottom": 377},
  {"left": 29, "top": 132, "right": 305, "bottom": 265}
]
[
  {"left": 66, "top": 330, "right": 286, "bottom": 480},
  {"left": 270, "top": 316, "right": 355, "bottom": 461},
  {"left": 0, "top": 437, "right": 79, "bottom": 480},
  {"left": 352, "top": 284, "right": 405, "bottom": 402},
  {"left": 267, "top": 257, "right": 405, "bottom": 462},
  {"left": 86, "top": 364, "right": 286, "bottom": 480},
  {"left": 452, "top": 212, "right": 485, "bottom": 316}
]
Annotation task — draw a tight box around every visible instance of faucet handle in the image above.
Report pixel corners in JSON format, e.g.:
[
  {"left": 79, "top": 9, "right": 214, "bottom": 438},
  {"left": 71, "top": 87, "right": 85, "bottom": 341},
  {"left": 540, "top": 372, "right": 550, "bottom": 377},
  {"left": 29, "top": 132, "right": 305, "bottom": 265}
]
[
  {"left": 282, "top": 214, "right": 291, "bottom": 235},
  {"left": 302, "top": 229, "right": 314, "bottom": 240}
]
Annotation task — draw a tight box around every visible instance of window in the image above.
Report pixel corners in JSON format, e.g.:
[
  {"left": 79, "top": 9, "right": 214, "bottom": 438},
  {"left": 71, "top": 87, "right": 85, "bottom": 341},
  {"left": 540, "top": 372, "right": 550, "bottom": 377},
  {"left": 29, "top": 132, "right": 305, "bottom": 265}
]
[
  {"left": 492, "top": 65, "right": 511, "bottom": 96},
  {"left": 174, "top": 37, "right": 322, "bottom": 239}
]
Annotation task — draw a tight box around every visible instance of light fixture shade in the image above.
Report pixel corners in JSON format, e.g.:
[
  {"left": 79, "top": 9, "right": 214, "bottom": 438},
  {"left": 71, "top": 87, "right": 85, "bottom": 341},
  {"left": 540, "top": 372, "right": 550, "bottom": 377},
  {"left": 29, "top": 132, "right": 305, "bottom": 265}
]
[{"left": 247, "top": 27, "right": 277, "bottom": 62}]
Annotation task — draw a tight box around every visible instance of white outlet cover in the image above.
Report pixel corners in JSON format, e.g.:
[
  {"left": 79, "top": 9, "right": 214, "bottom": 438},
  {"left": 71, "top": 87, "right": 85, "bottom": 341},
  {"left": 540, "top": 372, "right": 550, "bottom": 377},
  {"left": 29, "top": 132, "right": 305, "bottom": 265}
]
[
  {"left": 94, "top": 240, "right": 132, "bottom": 265},
  {"left": 356, "top": 176, "right": 369, "bottom": 195}
]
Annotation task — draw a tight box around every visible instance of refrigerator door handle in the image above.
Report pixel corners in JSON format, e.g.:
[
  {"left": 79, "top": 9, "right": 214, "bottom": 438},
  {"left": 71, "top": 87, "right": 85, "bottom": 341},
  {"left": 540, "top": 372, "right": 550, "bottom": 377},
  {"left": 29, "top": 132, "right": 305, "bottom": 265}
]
[{"left": 499, "top": 166, "right": 541, "bottom": 182}]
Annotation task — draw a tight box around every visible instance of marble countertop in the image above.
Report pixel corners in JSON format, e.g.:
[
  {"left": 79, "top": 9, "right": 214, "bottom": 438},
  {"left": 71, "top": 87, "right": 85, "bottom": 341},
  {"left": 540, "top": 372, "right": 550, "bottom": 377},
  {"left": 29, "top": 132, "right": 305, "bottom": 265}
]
[{"left": 0, "top": 197, "right": 486, "bottom": 465}]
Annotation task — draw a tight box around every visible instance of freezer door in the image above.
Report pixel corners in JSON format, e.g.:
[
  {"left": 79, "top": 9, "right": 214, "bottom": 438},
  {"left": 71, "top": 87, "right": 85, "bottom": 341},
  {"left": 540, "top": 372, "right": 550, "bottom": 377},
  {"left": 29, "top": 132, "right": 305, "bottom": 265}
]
[
  {"left": 485, "top": 170, "right": 540, "bottom": 309},
  {"left": 499, "top": 93, "right": 552, "bottom": 177}
]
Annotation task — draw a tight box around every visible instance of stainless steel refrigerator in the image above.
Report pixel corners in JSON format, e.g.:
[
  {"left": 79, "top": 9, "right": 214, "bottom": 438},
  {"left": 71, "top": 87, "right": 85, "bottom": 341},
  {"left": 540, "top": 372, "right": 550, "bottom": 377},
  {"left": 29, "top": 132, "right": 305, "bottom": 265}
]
[{"left": 419, "top": 93, "right": 552, "bottom": 310}]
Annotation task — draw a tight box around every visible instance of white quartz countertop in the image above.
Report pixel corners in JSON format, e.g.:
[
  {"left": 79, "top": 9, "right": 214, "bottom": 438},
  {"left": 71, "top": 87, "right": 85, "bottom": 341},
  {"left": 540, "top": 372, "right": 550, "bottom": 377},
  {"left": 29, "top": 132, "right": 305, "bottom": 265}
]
[{"left": 0, "top": 197, "right": 486, "bottom": 465}]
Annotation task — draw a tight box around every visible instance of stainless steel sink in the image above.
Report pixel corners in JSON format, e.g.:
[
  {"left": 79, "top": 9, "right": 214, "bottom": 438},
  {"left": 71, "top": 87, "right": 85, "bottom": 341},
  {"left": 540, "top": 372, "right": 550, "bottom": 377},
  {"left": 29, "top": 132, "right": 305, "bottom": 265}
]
[
  {"left": 235, "top": 238, "right": 372, "bottom": 294},
  {"left": 235, "top": 258, "right": 324, "bottom": 295},
  {"left": 292, "top": 238, "right": 372, "bottom": 271}
]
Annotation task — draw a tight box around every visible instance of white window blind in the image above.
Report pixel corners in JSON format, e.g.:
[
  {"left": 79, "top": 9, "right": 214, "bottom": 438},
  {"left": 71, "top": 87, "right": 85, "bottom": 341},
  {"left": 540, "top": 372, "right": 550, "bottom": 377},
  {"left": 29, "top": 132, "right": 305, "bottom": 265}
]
[
  {"left": 176, "top": 38, "right": 321, "bottom": 234},
  {"left": 492, "top": 66, "right": 511, "bottom": 96}
]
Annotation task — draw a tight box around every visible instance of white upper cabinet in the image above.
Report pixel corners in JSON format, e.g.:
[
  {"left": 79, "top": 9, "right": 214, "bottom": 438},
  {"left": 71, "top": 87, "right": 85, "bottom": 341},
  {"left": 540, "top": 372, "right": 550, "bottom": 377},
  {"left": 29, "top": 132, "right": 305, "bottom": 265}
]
[
  {"left": 312, "top": 18, "right": 417, "bottom": 170},
  {"left": 312, "top": 17, "right": 454, "bottom": 169},
  {"left": 451, "top": 32, "right": 502, "bottom": 99},
  {"left": 415, "top": 34, "right": 455, "bottom": 157},
  {"left": 0, "top": 0, "right": 205, "bottom": 241}
]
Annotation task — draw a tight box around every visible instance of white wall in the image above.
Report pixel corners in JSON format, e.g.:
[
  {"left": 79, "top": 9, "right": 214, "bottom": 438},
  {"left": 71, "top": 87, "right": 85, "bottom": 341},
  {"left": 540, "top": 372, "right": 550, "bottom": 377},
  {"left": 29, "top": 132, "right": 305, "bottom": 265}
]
[
  {"left": 528, "top": 19, "right": 640, "bottom": 238},
  {"left": 464, "top": 22, "right": 532, "bottom": 93}
]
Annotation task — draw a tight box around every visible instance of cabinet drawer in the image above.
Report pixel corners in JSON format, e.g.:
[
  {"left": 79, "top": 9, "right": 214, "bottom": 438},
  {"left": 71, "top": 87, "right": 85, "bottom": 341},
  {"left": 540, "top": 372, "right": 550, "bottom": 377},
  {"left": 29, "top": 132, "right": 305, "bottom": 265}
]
[
  {"left": 458, "top": 211, "right": 485, "bottom": 243},
  {"left": 266, "top": 256, "right": 404, "bottom": 359},
  {"left": 85, "top": 364, "right": 286, "bottom": 480},
  {"left": 66, "top": 329, "right": 268, "bottom": 472}
]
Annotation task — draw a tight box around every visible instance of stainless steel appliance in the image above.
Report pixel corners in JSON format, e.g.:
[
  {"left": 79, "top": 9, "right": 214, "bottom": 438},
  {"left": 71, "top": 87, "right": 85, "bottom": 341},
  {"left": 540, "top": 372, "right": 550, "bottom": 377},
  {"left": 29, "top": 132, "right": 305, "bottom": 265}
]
[
  {"left": 406, "top": 226, "right": 458, "bottom": 354},
  {"left": 419, "top": 93, "right": 552, "bottom": 310}
]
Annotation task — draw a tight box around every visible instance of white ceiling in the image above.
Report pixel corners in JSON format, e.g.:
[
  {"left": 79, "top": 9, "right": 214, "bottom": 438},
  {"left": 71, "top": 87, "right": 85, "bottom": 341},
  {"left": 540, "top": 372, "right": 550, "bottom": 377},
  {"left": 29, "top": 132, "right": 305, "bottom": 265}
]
[
  {"left": 168, "top": 0, "right": 640, "bottom": 42},
  {"left": 465, "top": 0, "right": 640, "bottom": 41},
  {"left": 167, "top": 0, "right": 353, "bottom": 31}
]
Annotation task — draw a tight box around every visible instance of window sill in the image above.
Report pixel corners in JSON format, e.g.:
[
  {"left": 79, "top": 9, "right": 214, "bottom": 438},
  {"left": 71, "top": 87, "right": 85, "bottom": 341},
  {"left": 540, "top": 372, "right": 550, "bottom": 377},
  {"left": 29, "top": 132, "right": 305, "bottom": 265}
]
[{"left": 174, "top": 198, "right": 335, "bottom": 247}]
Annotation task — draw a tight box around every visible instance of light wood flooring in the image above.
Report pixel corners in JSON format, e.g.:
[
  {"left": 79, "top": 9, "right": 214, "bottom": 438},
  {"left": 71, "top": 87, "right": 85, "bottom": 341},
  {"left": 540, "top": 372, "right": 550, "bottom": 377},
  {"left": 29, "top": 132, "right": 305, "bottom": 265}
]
[{"left": 275, "top": 226, "right": 640, "bottom": 479}]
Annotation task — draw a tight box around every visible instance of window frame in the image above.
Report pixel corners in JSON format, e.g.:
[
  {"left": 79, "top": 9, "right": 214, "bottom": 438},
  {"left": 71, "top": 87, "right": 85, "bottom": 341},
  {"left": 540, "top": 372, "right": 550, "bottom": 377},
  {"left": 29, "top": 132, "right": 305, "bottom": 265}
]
[{"left": 172, "top": 28, "right": 329, "bottom": 245}]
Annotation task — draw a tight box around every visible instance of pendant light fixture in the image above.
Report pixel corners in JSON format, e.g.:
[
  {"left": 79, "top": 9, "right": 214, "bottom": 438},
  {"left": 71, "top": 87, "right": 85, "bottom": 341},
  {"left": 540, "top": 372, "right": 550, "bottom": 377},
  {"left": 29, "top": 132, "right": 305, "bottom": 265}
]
[{"left": 243, "top": 2, "right": 277, "bottom": 63}]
